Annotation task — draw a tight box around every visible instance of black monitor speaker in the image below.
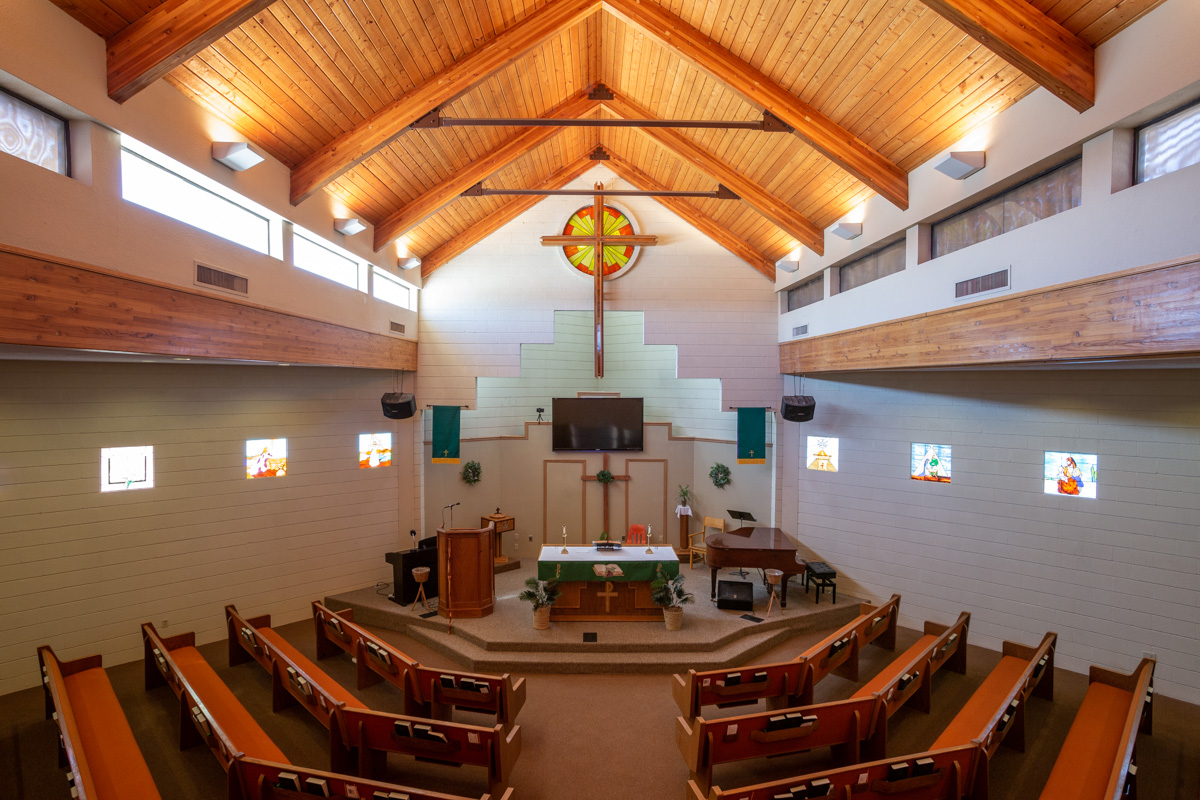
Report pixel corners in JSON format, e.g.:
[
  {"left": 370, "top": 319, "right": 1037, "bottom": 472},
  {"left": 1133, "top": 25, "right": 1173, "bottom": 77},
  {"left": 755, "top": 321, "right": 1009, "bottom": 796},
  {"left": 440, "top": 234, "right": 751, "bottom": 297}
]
[
  {"left": 781, "top": 395, "right": 816, "bottom": 422},
  {"left": 381, "top": 392, "right": 416, "bottom": 419}
]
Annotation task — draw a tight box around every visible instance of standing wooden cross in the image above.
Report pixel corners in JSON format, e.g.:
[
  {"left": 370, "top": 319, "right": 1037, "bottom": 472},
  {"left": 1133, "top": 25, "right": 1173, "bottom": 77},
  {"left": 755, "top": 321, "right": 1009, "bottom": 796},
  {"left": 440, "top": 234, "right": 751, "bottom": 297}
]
[
  {"left": 541, "top": 182, "right": 658, "bottom": 378},
  {"left": 581, "top": 453, "right": 629, "bottom": 535}
]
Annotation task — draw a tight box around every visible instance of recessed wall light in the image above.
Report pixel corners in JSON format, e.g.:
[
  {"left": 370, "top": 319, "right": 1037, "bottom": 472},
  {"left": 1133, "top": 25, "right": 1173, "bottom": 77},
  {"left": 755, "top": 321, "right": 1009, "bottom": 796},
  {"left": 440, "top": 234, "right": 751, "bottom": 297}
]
[
  {"left": 934, "top": 151, "right": 986, "bottom": 180},
  {"left": 211, "top": 142, "right": 264, "bottom": 171},
  {"left": 831, "top": 222, "right": 862, "bottom": 240},
  {"left": 397, "top": 256, "right": 421, "bottom": 270},
  {"left": 335, "top": 218, "right": 367, "bottom": 236}
]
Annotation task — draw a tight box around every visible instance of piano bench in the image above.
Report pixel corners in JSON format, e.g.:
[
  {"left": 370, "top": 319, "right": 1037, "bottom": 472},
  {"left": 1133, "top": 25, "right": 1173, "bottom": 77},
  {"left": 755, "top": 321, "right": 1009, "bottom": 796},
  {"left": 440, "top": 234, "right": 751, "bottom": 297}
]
[{"left": 804, "top": 562, "right": 837, "bottom": 604}]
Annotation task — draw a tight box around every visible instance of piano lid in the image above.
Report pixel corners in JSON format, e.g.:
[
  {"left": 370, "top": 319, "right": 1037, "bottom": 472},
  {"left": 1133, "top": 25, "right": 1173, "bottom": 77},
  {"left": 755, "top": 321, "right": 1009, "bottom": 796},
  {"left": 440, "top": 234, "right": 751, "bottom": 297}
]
[{"left": 707, "top": 526, "right": 795, "bottom": 551}]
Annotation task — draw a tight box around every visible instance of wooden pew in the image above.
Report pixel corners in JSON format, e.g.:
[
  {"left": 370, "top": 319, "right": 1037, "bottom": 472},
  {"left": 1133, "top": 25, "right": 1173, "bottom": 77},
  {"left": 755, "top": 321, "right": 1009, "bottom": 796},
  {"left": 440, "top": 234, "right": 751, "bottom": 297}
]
[
  {"left": 687, "top": 743, "right": 989, "bottom": 800},
  {"left": 143, "top": 622, "right": 289, "bottom": 772},
  {"left": 331, "top": 706, "right": 520, "bottom": 795},
  {"left": 313, "top": 601, "right": 526, "bottom": 727},
  {"left": 676, "top": 695, "right": 887, "bottom": 795},
  {"left": 230, "top": 757, "right": 514, "bottom": 800},
  {"left": 1037, "top": 658, "right": 1154, "bottom": 800},
  {"left": 851, "top": 612, "right": 970, "bottom": 718},
  {"left": 227, "top": 604, "right": 368, "bottom": 728},
  {"left": 37, "top": 645, "right": 163, "bottom": 800},
  {"left": 930, "top": 632, "right": 1057, "bottom": 758},
  {"left": 672, "top": 594, "right": 900, "bottom": 719}
]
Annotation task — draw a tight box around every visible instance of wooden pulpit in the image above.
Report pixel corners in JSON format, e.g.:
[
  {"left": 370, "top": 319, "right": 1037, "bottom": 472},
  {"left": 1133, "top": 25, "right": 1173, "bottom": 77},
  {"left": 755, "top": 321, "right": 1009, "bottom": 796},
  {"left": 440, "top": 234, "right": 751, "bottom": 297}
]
[{"left": 437, "top": 524, "right": 496, "bottom": 619}]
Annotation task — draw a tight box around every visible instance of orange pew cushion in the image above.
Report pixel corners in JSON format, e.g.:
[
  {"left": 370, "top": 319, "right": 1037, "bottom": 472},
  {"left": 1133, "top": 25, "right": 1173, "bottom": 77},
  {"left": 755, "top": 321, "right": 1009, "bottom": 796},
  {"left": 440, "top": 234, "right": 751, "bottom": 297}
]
[
  {"left": 931, "top": 655, "right": 1029, "bottom": 750},
  {"left": 170, "top": 646, "right": 289, "bottom": 764},
  {"left": 256, "top": 626, "right": 366, "bottom": 710},
  {"left": 853, "top": 634, "right": 936, "bottom": 698},
  {"left": 1038, "top": 683, "right": 1134, "bottom": 800},
  {"left": 64, "top": 668, "right": 163, "bottom": 800}
]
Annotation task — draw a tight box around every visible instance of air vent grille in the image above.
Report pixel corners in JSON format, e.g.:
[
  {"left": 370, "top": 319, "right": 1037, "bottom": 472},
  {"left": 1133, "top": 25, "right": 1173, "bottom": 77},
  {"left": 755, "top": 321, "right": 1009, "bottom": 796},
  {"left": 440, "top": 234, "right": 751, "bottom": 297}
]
[
  {"left": 792, "top": 325, "right": 808, "bottom": 337},
  {"left": 389, "top": 322, "right": 406, "bottom": 335},
  {"left": 195, "top": 263, "right": 248, "bottom": 295},
  {"left": 956, "top": 268, "right": 1008, "bottom": 299}
]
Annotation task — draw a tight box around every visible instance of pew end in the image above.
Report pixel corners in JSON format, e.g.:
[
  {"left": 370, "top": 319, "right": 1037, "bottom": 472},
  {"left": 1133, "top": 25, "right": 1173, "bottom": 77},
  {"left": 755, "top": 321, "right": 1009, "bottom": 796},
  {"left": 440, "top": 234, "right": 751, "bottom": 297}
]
[
  {"left": 1004, "top": 631, "right": 1057, "bottom": 702},
  {"left": 676, "top": 715, "right": 704, "bottom": 776},
  {"left": 925, "top": 611, "right": 970, "bottom": 675},
  {"left": 673, "top": 670, "right": 699, "bottom": 719},
  {"left": 862, "top": 594, "right": 901, "bottom": 652},
  {"left": 685, "top": 779, "right": 709, "bottom": 800}
]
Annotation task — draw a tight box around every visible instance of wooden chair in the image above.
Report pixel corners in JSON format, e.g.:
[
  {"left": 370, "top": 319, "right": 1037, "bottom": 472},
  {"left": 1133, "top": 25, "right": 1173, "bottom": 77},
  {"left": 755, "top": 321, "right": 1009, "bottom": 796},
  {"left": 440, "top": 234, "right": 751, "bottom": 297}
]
[
  {"left": 626, "top": 524, "right": 647, "bottom": 544},
  {"left": 687, "top": 516, "right": 723, "bottom": 569}
]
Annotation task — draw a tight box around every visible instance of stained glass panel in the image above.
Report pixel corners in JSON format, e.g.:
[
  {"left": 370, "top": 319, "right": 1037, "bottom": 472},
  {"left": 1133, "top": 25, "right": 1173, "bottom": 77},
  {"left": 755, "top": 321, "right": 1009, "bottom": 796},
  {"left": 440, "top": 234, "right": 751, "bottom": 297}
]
[{"left": 0, "top": 89, "right": 67, "bottom": 174}]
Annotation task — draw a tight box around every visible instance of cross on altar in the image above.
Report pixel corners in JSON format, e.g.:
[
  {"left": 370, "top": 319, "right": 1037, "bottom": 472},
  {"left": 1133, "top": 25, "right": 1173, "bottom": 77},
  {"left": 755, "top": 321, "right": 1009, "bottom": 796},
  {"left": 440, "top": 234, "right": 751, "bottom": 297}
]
[
  {"left": 541, "top": 182, "right": 658, "bottom": 378},
  {"left": 596, "top": 581, "right": 619, "bottom": 613},
  {"left": 581, "top": 453, "right": 630, "bottom": 534}
]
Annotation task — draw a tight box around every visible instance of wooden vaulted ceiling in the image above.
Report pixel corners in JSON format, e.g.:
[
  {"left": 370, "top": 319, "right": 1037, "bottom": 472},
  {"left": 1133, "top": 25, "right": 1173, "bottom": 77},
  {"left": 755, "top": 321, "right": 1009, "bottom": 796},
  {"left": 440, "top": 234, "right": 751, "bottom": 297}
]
[{"left": 52, "top": 0, "right": 1166, "bottom": 279}]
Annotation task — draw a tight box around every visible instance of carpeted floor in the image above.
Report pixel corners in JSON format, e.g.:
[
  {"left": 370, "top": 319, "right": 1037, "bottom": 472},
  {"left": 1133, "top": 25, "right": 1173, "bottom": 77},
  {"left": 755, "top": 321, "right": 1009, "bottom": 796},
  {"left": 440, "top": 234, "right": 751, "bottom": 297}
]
[{"left": 2, "top": 610, "right": 1197, "bottom": 800}]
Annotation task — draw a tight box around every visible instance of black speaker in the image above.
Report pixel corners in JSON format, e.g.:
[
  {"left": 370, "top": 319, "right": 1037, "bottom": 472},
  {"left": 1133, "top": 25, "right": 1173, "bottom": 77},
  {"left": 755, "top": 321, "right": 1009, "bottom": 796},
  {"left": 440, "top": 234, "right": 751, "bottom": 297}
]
[
  {"left": 781, "top": 395, "right": 816, "bottom": 422},
  {"left": 381, "top": 392, "right": 416, "bottom": 419}
]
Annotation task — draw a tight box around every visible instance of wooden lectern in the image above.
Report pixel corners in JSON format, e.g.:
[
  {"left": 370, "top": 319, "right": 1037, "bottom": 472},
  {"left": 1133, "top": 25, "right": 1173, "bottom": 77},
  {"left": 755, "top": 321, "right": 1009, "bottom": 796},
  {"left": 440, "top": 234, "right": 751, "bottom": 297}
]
[{"left": 437, "top": 524, "right": 496, "bottom": 619}]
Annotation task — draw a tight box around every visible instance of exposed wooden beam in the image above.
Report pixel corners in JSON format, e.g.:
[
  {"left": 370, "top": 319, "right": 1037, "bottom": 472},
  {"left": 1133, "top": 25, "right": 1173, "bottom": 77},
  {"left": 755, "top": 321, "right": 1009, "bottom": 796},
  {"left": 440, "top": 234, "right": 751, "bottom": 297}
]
[
  {"left": 0, "top": 245, "right": 416, "bottom": 370},
  {"left": 292, "top": 0, "right": 601, "bottom": 205},
  {"left": 917, "top": 0, "right": 1095, "bottom": 112},
  {"left": 780, "top": 254, "right": 1200, "bottom": 374},
  {"left": 601, "top": 0, "right": 908, "bottom": 210},
  {"left": 420, "top": 155, "right": 596, "bottom": 279},
  {"left": 374, "top": 92, "right": 597, "bottom": 250},
  {"left": 605, "top": 152, "right": 776, "bottom": 280},
  {"left": 106, "top": 0, "right": 275, "bottom": 103},
  {"left": 602, "top": 93, "right": 824, "bottom": 255}
]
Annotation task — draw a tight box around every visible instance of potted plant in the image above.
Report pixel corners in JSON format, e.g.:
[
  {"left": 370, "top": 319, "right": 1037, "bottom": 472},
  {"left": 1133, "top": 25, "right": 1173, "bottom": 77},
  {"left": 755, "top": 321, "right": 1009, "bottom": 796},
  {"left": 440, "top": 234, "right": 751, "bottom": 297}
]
[
  {"left": 651, "top": 565, "right": 694, "bottom": 631},
  {"left": 676, "top": 484, "right": 693, "bottom": 510},
  {"left": 709, "top": 462, "right": 731, "bottom": 489},
  {"left": 518, "top": 577, "right": 561, "bottom": 630}
]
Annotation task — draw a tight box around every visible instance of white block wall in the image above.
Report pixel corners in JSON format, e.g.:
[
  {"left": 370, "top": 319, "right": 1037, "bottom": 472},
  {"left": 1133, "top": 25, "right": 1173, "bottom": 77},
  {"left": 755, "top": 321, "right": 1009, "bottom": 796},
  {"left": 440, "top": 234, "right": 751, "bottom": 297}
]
[
  {"left": 785, "top": 369, "right": 1200, "bottom": 703},
  {"left": 0, "top": 361, "right": 417, "bottom": 695}
]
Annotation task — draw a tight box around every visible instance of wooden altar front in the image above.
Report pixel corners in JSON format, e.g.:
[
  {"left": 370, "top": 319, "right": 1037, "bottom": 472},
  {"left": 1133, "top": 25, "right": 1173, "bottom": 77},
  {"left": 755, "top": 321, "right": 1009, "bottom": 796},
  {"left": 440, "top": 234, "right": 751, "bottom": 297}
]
[{"left": 537, "top": 545, "right": 678, "bottom": 622}]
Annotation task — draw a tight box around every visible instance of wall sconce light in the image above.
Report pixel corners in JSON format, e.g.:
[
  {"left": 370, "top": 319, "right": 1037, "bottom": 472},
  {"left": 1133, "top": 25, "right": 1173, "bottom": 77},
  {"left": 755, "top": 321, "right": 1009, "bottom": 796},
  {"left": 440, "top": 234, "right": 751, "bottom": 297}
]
[
  {"left": 334, "top": 218, "right": 367, "bottom": 236},
  {"left": 831, "top": 222, "right": 862, "bottom": 240},
  {"left": 397, "top": 256, "right": 421, "bottom": 270},
  {"left": 934, "top": 151, "right": 986, "bottom": 180},
  {"left": 211, "top": 142, "right": 264, "bottom": 171},
  {"left": 775, "top": 258, "right": 800, "bottom": 273}
]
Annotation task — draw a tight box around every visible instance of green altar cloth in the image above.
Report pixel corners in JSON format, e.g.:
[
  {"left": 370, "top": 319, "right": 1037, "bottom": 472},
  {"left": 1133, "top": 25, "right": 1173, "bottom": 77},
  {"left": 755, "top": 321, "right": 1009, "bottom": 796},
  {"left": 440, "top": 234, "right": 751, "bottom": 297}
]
[{"left": 537, "top": 545, "right": 680, "bottom": 582}]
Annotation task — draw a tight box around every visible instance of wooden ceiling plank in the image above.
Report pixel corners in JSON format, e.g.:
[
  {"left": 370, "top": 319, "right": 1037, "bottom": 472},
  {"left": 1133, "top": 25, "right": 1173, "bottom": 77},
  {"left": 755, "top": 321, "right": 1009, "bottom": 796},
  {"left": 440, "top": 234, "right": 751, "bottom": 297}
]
[
  {"left": 321, "top": 2, "right": 406, "bottom": 103},
  {"left": 773, "top": 0, "right": 853, "bottom": 94},
  {"left": 106, "top": 0, "right": 276, "bottom": 103},
  {"left": 373, "top": 91, "right": 596, "bottom": 248},
  {"left": 602, "top": 0, "right": 909, "bottom": 210},
  {"left": 603, "top": 92, "right": 822, "bottom": 254},
  {"left": 420, "top": 153, "right": 596, "bottom": 277},
  {"left": 605, "top": 150, "right": 775, "bottom": 279},
  {"left": 1077, "top": 0, "right": 1166, "bottom": 45},
  {"left": 916, "top": 0, "right": 1095, "bottom": 111},
  {"left": 804, "top": 0, "right": 901, "bottom": 112},
  {"left": 291, "top": 0, "right": 600, "bottom": 205},
  {"left": 46, "top": 0, "right": 131, "bottom": 38}
]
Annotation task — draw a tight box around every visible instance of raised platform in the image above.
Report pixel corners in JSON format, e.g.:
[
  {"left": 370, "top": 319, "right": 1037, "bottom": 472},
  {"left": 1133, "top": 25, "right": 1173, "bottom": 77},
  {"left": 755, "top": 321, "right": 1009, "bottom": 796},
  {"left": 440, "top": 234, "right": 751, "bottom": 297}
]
[{"left": 326, "top": 561, "right": 864, "bottom": 674}]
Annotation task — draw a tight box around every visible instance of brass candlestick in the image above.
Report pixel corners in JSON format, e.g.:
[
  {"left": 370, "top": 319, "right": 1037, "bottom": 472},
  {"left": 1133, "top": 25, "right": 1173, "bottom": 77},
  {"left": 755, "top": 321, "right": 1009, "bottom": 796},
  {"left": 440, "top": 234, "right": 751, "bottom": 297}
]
[
  {"left": 561, "top": 524, "right": 569, "bottom": 555},
  {"left": 645, "top": 524, "right": 654, "bottom": 554}
]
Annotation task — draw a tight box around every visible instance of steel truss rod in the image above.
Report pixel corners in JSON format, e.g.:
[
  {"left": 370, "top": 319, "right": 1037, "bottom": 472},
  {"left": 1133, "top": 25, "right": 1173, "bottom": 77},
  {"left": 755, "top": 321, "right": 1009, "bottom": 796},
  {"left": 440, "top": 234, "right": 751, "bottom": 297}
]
[
  {"left": 413, "top": 109, "right": 793, "bottom": 133},
  {"left": 461, "top": 183, "right": 740, "bottom": 200}
]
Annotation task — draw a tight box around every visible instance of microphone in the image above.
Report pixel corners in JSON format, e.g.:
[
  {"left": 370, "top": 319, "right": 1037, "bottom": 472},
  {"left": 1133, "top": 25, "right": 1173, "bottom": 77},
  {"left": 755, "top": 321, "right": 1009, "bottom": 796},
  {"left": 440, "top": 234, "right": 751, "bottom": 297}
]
[{"left": 443, "top": 502, "right": 460, "bottom": 509}]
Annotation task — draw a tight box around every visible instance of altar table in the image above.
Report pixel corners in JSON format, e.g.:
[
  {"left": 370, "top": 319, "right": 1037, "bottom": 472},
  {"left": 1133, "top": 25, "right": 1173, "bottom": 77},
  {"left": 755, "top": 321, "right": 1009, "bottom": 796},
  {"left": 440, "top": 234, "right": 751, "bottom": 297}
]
[{"left": 537, "top": 546, "right": 680, "bottom": 621}]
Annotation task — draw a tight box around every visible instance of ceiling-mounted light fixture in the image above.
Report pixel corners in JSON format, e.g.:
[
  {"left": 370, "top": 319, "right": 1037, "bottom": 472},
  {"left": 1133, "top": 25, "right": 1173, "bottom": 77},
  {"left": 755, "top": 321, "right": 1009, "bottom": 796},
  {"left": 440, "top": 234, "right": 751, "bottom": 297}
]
[
  {"left": 211, "top": 142, "right": 264, "bottom": 171},
  {"left": 934, "top": 151, "right": 986, "bottom": 180},
  {"left": 334, "top": 218, "right": 367, "bottom": 236},
  {"left": 831, "top": 222, "right": 862, "bottom": 240},
  {"left": 397, "top": 256, "right": 421, "bottom": 270}
]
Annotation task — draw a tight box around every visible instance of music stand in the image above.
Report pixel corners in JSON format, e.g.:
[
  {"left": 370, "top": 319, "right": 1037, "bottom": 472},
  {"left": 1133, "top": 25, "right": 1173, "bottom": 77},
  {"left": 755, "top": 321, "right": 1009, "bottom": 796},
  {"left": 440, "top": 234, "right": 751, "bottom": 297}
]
[{"left": 725, "top": 510, "right": 758, "bottom": 577}]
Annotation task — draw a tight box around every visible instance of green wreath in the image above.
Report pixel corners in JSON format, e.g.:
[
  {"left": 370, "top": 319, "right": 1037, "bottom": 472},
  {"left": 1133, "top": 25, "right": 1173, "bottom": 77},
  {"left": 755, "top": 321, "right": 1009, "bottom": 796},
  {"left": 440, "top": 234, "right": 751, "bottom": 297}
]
[
  {"left": 709, "top": 462, "right": 731, "bottom": 489},
  {"left": 596, "top": 469, "right": 614, "bottom": 484},
  {"left": 461, "top": 460, "right": 482, "bottom": 486}
]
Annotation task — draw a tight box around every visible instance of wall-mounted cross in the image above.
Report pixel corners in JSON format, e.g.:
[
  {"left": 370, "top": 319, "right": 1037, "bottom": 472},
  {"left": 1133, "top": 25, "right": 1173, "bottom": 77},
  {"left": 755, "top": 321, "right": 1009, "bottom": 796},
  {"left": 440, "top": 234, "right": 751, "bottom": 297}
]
[{"left": 581, "top": 453, "right": 630, "bottom": 535}]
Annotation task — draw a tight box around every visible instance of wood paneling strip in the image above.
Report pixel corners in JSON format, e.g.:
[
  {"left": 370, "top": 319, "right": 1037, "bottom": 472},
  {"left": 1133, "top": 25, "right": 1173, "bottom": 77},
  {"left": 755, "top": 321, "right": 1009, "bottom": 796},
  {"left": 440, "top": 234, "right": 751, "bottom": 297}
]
[
  {"left": 0, "top": 247, "right": 416, "bottom": 371},
  {"left": 106, "top": 0, "right": 276, "bottom": 103},
  {"left": 780, "top": 255, "right": 1200, "bottom": 374},
  {"left": 916, "top": 0, "right": 1095, "bottom": 112}
]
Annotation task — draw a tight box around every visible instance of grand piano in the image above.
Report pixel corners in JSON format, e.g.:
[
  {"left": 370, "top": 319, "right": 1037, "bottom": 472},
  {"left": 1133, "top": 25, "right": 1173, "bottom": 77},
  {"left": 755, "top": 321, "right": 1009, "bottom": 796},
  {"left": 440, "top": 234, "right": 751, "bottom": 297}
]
[{"left": 706, "top": 526, "right": 804, "bottom": 607}]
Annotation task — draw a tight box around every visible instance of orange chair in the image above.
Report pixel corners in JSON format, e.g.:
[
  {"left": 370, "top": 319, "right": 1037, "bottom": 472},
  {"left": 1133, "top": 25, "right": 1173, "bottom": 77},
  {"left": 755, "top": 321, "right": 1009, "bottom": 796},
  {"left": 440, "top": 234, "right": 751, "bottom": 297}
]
[
  {"left": 686, "top": 516, "right": 723, "bottom": 569},
  {"left": 626, "top": 524, "right": 647, "bottom": 545}
]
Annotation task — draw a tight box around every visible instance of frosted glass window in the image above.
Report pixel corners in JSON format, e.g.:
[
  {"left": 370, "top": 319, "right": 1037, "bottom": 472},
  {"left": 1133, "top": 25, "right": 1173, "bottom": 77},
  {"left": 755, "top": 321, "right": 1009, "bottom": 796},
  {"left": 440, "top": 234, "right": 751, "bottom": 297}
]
[
  {"left": 785, "top": 275, "right": 823, "bottom": 311},
  {"left": 1138, "top": 100, "right": 1200, "bottom": 183},
  {"left": 359, "top": 433, "right": 393, "bottom": 468},
  {"left": 246, "top": 438, "right": 287, "bottom": 478},
  {"left": 121, "top": 148, "right": 270, "bottom": 254},
  {"left": 0, "top": 88, "right": 68, "bottom": 174},
  {"left": 933, "top": 159, "right": 1081, "bottom": 258},
  {"left": 373, "top": 267, "right": 413, "bottom": 309},
  {"left": 838, "top": 240, "right": 905, "bottom": 293},
  {"left": 100, "top": 446, "right": 154, "bottom": 492},
  {"left": 294, "top": 231, "right": 361, "bottom": 290}
]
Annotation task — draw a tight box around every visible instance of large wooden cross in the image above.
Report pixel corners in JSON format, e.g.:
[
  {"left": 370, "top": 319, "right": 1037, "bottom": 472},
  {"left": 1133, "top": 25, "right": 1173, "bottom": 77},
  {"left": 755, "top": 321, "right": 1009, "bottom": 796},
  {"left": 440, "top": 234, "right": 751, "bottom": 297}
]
[
  {"left": 581, "top": 454, "right": 629, "bottom": 535},
  {"left": 541, "top": 182, "right": 658, "bottom": 378}
]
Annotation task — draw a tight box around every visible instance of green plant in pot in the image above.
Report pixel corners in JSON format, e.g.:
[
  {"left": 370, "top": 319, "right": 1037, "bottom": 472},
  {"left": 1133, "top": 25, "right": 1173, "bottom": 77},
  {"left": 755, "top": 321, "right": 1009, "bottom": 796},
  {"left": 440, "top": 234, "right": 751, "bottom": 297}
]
[
  {"left": 518, "top": 577, "right": 561, "bottom": 630},
  {"left": 651, "top": 565, "right": 694, "bottom": 630},
  {"left": 676, "top": 484, "right": 693, "bottom": 508}
]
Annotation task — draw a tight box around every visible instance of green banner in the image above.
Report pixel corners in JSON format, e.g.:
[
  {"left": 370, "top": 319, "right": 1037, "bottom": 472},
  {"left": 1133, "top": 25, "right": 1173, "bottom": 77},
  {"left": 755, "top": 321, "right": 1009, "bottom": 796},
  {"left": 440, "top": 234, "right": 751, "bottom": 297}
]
[
  {"left": 432, "top": 406, "right": 461, "bottom": 464},
  {"left": 737, "top": 407, "right": 767, "bottom": 464}
]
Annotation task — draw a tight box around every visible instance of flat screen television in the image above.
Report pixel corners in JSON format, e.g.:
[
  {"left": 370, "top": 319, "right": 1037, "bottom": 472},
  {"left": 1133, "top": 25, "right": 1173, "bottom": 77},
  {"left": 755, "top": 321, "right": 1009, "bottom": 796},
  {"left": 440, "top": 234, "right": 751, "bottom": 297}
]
[{"left": 552, "top": 397, "right": 644, "bottom": 451}]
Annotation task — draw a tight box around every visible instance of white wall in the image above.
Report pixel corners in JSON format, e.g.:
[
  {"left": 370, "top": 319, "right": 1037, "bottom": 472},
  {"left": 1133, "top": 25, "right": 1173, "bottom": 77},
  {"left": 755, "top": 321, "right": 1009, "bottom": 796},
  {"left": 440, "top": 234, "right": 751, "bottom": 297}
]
[
  {"left": 0, "top": 361, "right": 417, "bottom": 695},
  {"left": 786, "top": 369, "right": 1200, "bottom": 703}
]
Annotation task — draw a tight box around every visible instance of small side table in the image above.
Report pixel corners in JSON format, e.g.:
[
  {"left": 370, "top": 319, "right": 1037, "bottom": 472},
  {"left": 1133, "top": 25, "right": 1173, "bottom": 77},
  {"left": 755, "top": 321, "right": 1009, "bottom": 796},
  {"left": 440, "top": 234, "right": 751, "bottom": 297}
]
[
  {"left": 481, "top": 510, "right": 515, "bottom": 564},
  {"left": 411, "top": 567, "right": 432, "bottom": 613},
  {"left": 804, "top": 561, "right": 837, "bottom": 604}
]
